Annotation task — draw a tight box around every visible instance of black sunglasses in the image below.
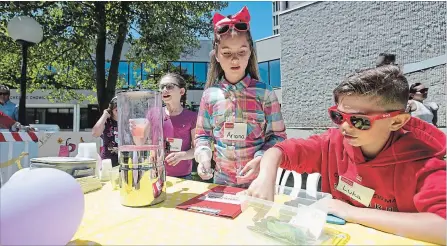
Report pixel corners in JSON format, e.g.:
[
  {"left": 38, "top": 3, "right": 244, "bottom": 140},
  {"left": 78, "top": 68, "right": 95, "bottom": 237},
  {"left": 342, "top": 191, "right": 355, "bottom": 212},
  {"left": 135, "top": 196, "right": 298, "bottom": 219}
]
[
  {"left": 216, "top": 22, "right": 249, "bottom": 35},
  {"left": 416, "top": 88, "right": 428, "bottom": 93},
  {"left": 0, "top": 92, "right": 10, "bottom": 96}
]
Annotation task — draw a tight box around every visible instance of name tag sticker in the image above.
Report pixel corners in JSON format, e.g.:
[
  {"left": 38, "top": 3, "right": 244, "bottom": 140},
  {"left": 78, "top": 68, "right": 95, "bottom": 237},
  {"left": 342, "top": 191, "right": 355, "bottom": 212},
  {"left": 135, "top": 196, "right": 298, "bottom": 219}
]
[
  {"left": 167, "top": 138, "right": 183, "bottom": 152},
  {"left": 336, "top": 176, "right": 375, "bottom": 207},
  {"left": 223, "top": 122, "right": 247, "bottom": 141}
]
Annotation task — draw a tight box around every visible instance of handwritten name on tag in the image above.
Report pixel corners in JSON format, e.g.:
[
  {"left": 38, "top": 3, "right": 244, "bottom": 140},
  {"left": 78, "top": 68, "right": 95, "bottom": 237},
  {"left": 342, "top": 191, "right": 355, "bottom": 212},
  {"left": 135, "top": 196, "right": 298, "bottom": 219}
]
[
  {"left": 223, "top": 122, "right": 247, "bottom": 141},
  {"left": 167, "top": 138, "right": 183, "bottom": 152},
  {"left": 336, "top": 176, "right": 375, "bottom": 207}
]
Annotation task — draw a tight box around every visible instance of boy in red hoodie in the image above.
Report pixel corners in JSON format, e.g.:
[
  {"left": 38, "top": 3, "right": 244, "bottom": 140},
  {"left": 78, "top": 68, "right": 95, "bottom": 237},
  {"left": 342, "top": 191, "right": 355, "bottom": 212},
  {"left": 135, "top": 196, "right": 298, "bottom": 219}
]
[{"left": 246, "top": 65, "right": 446, "bottom": 245}]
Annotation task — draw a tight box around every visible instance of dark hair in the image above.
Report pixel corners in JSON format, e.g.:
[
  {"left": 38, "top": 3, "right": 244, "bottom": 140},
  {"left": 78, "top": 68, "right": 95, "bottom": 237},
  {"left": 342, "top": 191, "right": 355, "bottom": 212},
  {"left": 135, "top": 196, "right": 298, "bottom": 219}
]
[
  {"left": 159, "top": 73, "right": 187, "bottom": 104},
  {"left": 377, "top": 53, "right": 396, "bottom": 67},
  {"left": 409, "top": 82, "right": 425, "bottom": 99},
  {"left": 333, "top": 65, "right": 409, "bottom": 111},
  {"left": 108, "top": 97, "right": 117, "bottom": 118},
  {"left": 0, "top": 84, "right": 10, "bottom": 94}
]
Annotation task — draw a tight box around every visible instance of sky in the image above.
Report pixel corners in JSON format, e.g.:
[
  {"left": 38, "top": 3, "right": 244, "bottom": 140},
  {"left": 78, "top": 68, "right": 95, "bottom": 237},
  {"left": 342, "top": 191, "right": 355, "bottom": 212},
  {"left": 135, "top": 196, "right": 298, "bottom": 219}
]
[
  {"left": 129, "top": 1, "right": 273, "bottom": 41},
  {"left": 217, "top": 1, "right": 273, "bottom": 41}
]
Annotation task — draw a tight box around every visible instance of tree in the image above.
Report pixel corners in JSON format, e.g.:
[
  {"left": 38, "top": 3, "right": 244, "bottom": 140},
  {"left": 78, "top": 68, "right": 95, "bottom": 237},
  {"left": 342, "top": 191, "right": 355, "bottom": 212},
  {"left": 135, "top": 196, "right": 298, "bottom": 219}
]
[{"left": 0, "top": 1, "right": 226, "bottom": 112}]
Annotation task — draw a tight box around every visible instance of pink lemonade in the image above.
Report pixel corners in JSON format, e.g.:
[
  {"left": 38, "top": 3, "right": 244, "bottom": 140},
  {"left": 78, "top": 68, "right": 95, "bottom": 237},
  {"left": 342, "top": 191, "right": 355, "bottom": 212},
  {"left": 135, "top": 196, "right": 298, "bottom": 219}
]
[{"left": 133, "top": 124, "right": 145, "bottom": 137}]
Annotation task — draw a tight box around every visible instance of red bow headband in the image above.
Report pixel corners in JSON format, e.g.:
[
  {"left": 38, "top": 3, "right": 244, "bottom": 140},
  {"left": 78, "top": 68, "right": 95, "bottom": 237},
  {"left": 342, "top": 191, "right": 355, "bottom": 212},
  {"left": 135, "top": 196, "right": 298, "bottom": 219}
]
[{"left": 212, "top": 6, "right": 251, "bottom": 35}]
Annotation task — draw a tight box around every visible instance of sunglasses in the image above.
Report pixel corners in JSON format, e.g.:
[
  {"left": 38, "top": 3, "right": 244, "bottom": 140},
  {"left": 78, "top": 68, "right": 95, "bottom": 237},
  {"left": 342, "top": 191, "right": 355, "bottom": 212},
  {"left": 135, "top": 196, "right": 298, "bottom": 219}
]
[
  {"left": 414, "top": 88, "right": 428, "bottom": 94},
  {"left": 328, "top": 106, "right": 402, "bottom": 130},
  {"left": 215, "top": 22, "right": 250, "bottom": 35},
  {"left": 0, "top": 92, "right": 9, "bottom": 96},
  {"left": 159, "top": 83, "right": 179, "bottom": 91}
]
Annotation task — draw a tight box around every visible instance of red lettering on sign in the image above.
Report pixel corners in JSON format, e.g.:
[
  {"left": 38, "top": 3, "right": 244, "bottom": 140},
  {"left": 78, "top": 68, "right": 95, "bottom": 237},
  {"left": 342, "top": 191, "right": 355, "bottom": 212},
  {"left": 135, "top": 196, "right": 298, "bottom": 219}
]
[
  {"left": 341, "top": 176, "right": 354, "bottom": 186},
  {"left": 224, "top": 122, "right": 234, "bottom": 129}
]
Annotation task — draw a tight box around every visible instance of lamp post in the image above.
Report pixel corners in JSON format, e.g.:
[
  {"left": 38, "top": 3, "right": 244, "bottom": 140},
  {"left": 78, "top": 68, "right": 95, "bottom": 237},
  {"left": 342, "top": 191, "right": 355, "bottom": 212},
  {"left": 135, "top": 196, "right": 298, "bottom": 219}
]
[{"left": 7, "top": 16, "right": 43, "bottom": 125}]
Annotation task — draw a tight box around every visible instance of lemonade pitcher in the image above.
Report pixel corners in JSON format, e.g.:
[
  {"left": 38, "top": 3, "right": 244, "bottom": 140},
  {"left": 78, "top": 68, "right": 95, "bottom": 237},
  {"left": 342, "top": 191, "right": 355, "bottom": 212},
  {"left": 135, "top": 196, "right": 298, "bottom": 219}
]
[{"left": 116, "top": 90, "right": 166, "bottom": 207}]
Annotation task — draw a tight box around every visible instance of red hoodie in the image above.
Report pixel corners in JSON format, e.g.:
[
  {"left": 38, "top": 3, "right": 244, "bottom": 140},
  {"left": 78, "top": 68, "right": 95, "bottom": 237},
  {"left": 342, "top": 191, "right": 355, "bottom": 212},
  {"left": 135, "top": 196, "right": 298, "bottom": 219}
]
[{"left": 276, "top": 117, "right": 446, "bottom": 218}]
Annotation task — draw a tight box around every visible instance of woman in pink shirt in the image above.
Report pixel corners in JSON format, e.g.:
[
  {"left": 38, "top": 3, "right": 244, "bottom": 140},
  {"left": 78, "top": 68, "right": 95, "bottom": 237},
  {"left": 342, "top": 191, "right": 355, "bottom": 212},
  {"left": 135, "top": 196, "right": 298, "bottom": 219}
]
[{"left": 159, "top": 73, "right": 197, "bottom": 180}]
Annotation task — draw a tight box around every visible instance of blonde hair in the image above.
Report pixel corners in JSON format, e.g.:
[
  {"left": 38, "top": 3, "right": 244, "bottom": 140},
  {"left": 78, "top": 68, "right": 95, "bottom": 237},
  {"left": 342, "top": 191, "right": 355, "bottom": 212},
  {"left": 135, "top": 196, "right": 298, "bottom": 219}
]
[{"left": 205, "top": 30, "right": 260, "bottom": 89}]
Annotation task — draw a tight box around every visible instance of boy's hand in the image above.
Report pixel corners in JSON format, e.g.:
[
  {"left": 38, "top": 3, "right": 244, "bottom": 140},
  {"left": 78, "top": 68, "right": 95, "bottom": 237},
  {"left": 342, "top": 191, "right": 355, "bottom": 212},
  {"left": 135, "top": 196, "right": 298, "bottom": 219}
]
[
  {"left": 236, "top": 156, "right": 262, "bottom": 184},
  {"left": 327, "top": 199, "right": 357, "bottom": 222},
  {"left": 244, "top": 173, "right": 276, "bottom": 201}
]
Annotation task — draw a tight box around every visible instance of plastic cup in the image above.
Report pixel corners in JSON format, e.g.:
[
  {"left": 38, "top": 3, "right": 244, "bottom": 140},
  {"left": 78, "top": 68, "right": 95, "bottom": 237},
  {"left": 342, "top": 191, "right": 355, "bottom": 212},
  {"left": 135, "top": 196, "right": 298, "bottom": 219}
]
[
  {"left": 109, "top": 167, "right": 120, "bottom": 190},
  {"left": 130, "top": 118, "right": 147, "bottom": 137}
]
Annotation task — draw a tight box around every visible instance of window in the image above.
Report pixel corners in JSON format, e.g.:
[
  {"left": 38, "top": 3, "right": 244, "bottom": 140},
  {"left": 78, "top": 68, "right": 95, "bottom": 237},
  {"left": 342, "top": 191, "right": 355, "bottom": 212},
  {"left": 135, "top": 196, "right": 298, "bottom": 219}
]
[
  {"left": 276, "top": 16, "right": 279, "bottom": 26},
  {"left": 80, "top": 108, "right": 89, "bottom": 130},
  {"left": 257, "top": 59, "right": 281, "bottom": 87},
  {"left": 276, "top": 1, "right": 280, "bottom": 11},
  {"left": 258, "top": 62, "right": 269, "bottom": 84},
  {"left": 269, "top": 59, "right": 281, "bottom": 88},
  {"left": 26, "top": 108, "right": 74, "bottom": 130},
  {"left": 181, "top": 62, "right": 194, "bottom": 76},
  {"left": 129, "top": 62, "right": 142, "bottom": 87},
  {"left": 285, "top": 1, "right": 289, "bottom": 9},
  {"left": 193, "top": 62, "right": 208, "bottom": 89},
  {"left": 273, "top": 16, "right": 276, "bottom": 26},
  {"left": 272, "top": 2, "right": 275, "bottom": 12},
  {"left": 118, "top": 61, "right": 130, "bottom": 85},
  {"left": 170, "top": 62, "right": 181, "bottom": 73}
]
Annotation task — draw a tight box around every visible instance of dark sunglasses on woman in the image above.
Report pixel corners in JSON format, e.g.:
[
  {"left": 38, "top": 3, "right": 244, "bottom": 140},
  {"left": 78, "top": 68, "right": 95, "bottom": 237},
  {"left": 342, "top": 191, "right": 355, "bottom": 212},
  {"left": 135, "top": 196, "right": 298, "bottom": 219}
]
[{"left": 159, "top": 83, "right": 179, "bottom": 91}]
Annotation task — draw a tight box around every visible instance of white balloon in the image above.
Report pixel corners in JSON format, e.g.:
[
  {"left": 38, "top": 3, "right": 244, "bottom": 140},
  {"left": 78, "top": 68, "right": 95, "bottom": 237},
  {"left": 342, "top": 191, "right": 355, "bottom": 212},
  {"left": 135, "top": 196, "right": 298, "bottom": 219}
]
[{"left": 1, "top": 168, "right": 85, "bottom": 245}]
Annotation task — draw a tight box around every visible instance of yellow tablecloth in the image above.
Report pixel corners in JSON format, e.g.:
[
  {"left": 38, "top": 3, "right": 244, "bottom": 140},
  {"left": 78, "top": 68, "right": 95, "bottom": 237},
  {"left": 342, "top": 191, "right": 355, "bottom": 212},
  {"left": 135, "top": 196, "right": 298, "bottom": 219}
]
[{"left": 69, "top": 177, "right": 432, "bottom": 245}]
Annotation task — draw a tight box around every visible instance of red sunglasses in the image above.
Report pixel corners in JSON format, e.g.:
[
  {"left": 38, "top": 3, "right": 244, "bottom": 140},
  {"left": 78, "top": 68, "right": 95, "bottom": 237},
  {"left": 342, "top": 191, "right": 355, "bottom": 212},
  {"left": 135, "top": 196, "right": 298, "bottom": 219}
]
[
  {"left": 328, "top": 106, "right": 402, "bottom": 130},
  {"left": 214, "top": 22, "right": 250, "bottom": 35}
]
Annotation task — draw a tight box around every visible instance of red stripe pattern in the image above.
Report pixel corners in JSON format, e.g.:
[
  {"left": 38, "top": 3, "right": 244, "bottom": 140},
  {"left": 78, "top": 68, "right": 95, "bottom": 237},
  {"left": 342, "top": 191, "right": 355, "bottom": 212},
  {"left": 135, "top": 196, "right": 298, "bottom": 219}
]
[{"left": 0, "top": 132, "right": 38, "bottom": 142}]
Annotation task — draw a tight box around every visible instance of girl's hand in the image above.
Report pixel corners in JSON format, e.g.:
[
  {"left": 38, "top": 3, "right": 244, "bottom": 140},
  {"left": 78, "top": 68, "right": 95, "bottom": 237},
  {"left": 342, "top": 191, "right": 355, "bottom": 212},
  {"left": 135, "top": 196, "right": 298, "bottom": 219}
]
[
  {"left": 103, "top": 109, "right": 111, "bottom": 119},
  {"left": 165, "top": 152, "right": 186, "bottom": 166},
  {"left": 197, "top": 161, "right": 213, "bottom": 180},
  {"left": 236, "top": 156, "right": 262, "bottom": 185}
]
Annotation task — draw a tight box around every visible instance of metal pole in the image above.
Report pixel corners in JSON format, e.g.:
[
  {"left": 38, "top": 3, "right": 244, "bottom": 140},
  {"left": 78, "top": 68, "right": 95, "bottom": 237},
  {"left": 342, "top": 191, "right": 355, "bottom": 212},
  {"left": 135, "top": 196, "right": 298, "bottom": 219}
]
[{"left": 18, "top": 41, "right": 29, "bottom": 125}]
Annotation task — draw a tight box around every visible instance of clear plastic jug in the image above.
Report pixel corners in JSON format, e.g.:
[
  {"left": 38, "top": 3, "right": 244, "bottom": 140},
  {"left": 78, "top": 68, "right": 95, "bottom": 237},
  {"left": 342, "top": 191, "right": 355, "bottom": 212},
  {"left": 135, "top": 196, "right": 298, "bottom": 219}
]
[{"left": 117, "top": 90, "right": 166, "bottom": 207}]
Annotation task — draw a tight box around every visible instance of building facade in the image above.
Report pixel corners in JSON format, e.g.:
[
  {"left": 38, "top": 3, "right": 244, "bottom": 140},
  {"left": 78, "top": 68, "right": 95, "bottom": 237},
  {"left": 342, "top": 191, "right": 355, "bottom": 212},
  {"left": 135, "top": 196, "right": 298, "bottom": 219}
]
[
  {"left": 279, "top": 1, "right": 446, "bottom": 131},
  {"left": 272, "top": 1, "right": 314, "bottom": 35}
]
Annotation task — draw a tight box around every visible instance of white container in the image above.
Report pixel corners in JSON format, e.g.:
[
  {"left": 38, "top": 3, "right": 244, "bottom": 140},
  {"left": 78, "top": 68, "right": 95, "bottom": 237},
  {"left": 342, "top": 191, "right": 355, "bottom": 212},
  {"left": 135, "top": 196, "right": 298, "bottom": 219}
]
[
  {"left": 99, "top": 159, "right": 113, "bottom": 181},
  {"left": 238, "top": 185, "right": 332, "bottom": 245},
  {"left": 30, "top": 157, "right": 97, "bottom": 178}
]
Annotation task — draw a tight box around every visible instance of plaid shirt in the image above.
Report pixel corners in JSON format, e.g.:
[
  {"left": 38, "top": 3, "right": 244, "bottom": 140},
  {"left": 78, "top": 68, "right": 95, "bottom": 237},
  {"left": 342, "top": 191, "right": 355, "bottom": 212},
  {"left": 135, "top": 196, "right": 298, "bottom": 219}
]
[{"left": 195, "top": 75, "right": 286, "bottom": 182}]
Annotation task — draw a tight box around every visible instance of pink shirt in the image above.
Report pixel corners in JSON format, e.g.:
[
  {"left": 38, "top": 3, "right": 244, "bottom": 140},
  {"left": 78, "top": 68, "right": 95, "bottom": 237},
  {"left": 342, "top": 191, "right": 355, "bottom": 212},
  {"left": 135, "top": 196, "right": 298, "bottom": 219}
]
[{"left": 164, "top": 109, "right": 198, "bottom": 177}]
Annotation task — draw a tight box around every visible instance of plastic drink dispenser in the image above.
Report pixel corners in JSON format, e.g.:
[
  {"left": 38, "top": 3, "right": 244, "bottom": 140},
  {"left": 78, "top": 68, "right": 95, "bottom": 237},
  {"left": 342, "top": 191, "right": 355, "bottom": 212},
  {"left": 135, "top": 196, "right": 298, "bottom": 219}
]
[{"left": 117, "top": 90, "right": 166, "bottom": 207}]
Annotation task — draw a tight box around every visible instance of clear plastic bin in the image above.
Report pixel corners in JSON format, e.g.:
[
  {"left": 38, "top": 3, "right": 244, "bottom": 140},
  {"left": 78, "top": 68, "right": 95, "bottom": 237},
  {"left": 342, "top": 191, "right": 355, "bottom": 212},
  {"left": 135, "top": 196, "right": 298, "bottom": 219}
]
[{"left": 237, "top": 185, "right": 333, "bottom": 245}]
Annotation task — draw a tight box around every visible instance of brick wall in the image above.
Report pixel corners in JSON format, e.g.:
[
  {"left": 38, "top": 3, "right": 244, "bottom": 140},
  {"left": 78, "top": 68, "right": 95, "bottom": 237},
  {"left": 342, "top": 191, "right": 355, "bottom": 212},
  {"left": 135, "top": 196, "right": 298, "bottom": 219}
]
[{"left": 280, "top": 1, "right": 446, "bottom": 127}]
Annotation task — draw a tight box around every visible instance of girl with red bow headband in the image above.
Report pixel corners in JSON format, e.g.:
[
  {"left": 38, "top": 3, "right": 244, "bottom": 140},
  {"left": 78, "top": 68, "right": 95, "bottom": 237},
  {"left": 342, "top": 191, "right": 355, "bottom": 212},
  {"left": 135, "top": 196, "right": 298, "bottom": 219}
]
[{"left": 194, "top": 6, "right": 287, "bottom": 188}]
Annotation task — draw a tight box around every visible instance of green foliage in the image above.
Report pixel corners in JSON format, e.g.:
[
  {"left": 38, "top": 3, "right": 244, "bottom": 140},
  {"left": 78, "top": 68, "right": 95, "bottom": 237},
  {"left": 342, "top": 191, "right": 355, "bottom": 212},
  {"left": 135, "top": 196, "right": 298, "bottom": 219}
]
[{"left": 0, "top": 1, "right": 227, "bottom": 109}]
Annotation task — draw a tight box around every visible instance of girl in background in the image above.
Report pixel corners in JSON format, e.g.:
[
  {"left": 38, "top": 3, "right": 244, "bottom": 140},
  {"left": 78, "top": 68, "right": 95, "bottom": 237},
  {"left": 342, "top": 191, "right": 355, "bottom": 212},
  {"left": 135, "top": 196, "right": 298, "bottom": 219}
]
[
  {"left": 92, "top": 97, "right": 119, "bottom": 167},
  {"left": 160, "top": 73, "right": 197, "bottom": 180},
  {"left": 194, "top": 6, "right": 287, "bottom": 188}
]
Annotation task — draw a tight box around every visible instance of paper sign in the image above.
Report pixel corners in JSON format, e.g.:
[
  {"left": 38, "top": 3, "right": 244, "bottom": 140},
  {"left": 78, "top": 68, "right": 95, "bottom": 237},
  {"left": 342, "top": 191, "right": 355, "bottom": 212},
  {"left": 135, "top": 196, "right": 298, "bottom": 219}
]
[
  {"left": 167, "top": 138, "right": 183, "bottom": 152},
  {"left": 336, "top": 176, "right": 375, "bottom": 207},
  {"left": 223, "top": 122, "right": 247, "bottom": 141},
  {"left": 199, "top": 192, "right": 241, "bottom": 205}
]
